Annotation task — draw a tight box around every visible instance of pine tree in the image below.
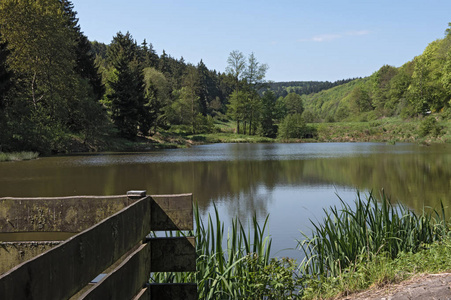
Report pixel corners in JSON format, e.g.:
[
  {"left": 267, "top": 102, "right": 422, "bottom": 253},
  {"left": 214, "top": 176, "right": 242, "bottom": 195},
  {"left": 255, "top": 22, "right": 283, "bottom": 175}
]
[
  {"left": 140, "top": 39, "right": 158, "bottom": 68},
  {"left": 108, "top": 32, "right": 145, "bottom": 138},
  {"left": 61, "top": 0, "right": 104, "bottom": 101}
]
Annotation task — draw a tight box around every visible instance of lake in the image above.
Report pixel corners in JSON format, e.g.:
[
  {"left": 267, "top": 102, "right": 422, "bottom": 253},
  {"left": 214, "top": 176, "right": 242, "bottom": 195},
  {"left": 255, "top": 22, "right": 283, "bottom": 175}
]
[{"left": 0, "top": 142, "right": 450, "bottom": 260}]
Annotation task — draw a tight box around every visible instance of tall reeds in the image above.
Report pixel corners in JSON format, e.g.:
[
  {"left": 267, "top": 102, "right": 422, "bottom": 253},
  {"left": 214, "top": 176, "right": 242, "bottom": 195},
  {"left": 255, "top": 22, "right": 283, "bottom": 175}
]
[
  {"left": 299, "top": 191, "right": 448, "bottom": 277},
  {"left": 151, "top": 204, "right": 272, "bottom": 299}
]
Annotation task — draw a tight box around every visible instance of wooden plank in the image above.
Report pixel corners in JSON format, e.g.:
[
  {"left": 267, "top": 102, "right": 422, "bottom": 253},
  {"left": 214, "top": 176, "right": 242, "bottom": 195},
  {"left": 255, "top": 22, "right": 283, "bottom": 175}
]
[
  {"left": 0, "top": 195, "right": 130, "bottom": 233},
  {"left": 0, "top": 241, "right": 61, "bottom": 276},
  {"left": 0, "top": 196, "right": 151, "bottom": 300},
  {"left": 149, "top": 237, "right": 196, "bottom": 272},
  {"left": 150, "top": 194, "right": 193, "bottom": 231},
  {"left": 80, "top": 243, "right": 151, "bottom": 300},
  {"left": 133, "top": 286, "right": 150, "bottom": 300},
  {"left": 150, "top": 283, "right": 197, "bottom": 300}
]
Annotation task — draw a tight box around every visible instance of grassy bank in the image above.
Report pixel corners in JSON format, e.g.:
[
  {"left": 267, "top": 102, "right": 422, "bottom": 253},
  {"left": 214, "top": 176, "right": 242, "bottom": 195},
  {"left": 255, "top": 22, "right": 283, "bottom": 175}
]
[
  {"left": 180, "top": 116, "right": 451, "bottom": 146},
  {"left": 152, "top": 192, "right": 451, "bottom": 299},
  {"left": 0, "top": 152, "right": 39, "bottom": 162},
  {"left": 312, "top": 117, "right": 451, "bottom": 144},
  {"left": 303, "top": 237, "right": 451, "bottom": 299}
]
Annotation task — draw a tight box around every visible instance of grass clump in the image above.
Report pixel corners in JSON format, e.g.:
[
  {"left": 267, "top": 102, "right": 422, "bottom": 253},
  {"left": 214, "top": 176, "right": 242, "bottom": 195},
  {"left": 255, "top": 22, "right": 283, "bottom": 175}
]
[
  {"left": 299, "top": 191, "right": 447, "bottom": 278},
  {"left": 299, "top": 191, "right": 449, "bottom": 299},
  {"left": 0, "top": 151, "right": 39, "bottom": 162}
]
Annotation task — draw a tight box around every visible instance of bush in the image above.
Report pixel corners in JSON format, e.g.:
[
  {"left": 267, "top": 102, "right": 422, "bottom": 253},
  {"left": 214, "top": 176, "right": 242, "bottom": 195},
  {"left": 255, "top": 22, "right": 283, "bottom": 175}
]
[
  {"left": 238, "top": 255, "right": 304, "bottom": 299},
  {"left": 278, "top": 114, "right": 306, "bottom": 139},
  {"left": 419, "top": 117, "right": 442, "bottom": 137}
]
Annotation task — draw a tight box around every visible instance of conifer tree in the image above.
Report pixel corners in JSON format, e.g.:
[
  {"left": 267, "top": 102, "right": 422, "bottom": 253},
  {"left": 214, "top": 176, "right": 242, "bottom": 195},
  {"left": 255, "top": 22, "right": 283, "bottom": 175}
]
[{"left": 108, "top": 32, "right": 145, "bottom": 138}]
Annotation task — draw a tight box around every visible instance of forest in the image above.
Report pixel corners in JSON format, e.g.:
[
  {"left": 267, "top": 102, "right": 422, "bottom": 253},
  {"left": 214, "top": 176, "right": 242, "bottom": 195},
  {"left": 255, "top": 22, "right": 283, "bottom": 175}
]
[
  {"left": 267, "top": 79, "right": 357, "bottom": 99},
  {"left": 0, "top": 0, "right": 450, "bottom": 154},
  {"left": 301, "top": 27, "right": 451, "bottom": 124}
]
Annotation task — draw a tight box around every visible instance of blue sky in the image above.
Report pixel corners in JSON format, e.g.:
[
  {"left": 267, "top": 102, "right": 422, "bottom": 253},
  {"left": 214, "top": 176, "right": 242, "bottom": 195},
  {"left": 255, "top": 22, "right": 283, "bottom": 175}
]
[{"left": 73, "top": 0, "right": 451, "bottom": 82}]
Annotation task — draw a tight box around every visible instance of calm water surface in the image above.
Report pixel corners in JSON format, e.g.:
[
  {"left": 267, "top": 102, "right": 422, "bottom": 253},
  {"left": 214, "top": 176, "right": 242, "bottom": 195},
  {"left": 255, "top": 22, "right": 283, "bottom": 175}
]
[{"left": 1, "top": 143, "right": 450, "bottom": 259}]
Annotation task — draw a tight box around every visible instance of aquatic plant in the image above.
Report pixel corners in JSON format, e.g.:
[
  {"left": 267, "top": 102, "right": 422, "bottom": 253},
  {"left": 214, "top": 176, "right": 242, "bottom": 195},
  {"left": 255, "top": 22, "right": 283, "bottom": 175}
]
[
  {"left": 151, "top": 204, "right": 274, "bottom": 299},
  {"left": 299, "top": 191, "right": 448, "bottom": 277}
]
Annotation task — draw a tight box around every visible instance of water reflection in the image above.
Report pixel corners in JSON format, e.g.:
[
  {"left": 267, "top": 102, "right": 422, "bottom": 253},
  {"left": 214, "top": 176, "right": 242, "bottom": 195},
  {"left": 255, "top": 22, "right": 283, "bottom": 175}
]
[{"left": 0, "top": 143, "right": 450, "bottom": 258}]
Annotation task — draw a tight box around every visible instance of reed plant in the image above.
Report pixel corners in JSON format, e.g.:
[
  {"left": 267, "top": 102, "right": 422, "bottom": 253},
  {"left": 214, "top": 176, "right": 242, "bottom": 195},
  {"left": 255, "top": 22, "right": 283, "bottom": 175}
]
[
  {"left": 151, "top": 204, "right": 274, "bottom": 299},
  {"left": 299, "top": 191, "right": 448, "bottom": 277}
]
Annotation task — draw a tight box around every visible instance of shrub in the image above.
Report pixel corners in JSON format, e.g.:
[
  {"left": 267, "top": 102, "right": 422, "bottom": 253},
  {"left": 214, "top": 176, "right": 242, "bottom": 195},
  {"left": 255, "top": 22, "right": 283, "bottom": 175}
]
[
  {"left": 278, "top": 114, "right": 310, "bottom": 139},
  {"left": 418, "top": 117, "right": 442, "bottom": 137}
]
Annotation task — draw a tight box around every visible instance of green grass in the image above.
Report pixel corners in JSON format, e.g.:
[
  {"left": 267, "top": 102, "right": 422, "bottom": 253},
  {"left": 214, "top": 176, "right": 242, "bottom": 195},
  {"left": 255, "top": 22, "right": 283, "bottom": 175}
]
[
  {"left": 0, "top": 151, "right": 39, "bottom": 162},
  {"left": 188, "top": 133, "right": 274, "bottom": 144},
  {"left": 179, "top": 116, "right": 451, "bottom": 146},
  {"left": 302, "top": 237, "right": 451, "bottom": 299},
  {"left": 313, "top": 117, "right": 451, "bottom": 143}
]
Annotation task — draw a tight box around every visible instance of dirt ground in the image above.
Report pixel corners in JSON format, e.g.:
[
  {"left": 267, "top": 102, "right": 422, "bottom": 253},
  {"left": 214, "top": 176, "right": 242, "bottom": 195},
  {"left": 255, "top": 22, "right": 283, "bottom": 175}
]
[{"left": 338, "top": 273, "right": 451, "bottom": 300}]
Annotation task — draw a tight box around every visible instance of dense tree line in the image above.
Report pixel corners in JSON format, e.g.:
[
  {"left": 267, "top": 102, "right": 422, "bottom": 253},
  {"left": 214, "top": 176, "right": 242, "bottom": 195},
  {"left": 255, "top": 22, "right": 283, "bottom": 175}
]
[
  {"left": 0, "top": 0, "right": 106, "bottom": 153},
  {"left": 268, "top": 79, "right": 357, "bottom": 99},
  {"left": 302, "top": 24, "right": 451, "bottom": 123}
]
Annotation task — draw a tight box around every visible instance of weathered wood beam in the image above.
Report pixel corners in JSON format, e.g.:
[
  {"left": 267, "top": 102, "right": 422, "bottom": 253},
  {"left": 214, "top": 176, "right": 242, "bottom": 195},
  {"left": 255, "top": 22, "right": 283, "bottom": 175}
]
[
  {"left": 79, "top": 243, "right": 151, "bottom": 300},
  {"left": 151, "top": 194, "right": 193, "bottom": 231},
  {"left": 149, "top": 237, "right": 196, "bottom": 272},
  {"left": 0, "top": 196, "right": 152, "bottom": 300},
  {"left": 0, "top": 195, "right": 130, "bottom": 232}
]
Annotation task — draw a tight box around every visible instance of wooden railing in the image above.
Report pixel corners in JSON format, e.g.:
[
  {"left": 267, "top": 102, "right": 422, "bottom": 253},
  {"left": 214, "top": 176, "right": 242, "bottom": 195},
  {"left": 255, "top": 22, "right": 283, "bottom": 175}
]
[{"left": 0, "top": 191, "right": 197, "bottom": 299}]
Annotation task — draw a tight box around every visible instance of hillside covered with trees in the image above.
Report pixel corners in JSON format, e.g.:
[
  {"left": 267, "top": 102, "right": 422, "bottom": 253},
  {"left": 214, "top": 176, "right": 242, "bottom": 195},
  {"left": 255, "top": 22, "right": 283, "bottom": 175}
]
[
  {"left": 301, "top": 25, "right": 451, "bottom": 124},
  {"left": 1, "top": 0, "right": 450, "bottom": 154},
  {"left": 267, "top": 79, "right": 356, "bottom": 99}
]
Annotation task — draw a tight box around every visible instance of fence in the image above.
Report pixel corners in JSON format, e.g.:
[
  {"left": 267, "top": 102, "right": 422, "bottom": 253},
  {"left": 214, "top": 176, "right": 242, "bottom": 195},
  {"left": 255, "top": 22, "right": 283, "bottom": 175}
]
[{"left": 0, "top": 191, "right": 197, "bottom": 299}]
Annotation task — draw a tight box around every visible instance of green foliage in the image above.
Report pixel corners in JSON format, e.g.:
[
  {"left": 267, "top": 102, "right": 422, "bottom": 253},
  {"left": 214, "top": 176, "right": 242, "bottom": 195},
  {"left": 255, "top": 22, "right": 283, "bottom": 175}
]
[
  {"left": 278, "top": 114, "right": 316, "bottom": 139},
  {"left": 419, "top": 116, "right": 442, "bottom": 137},
  {"left": 301, "top": 24, "right": 451, "bottom": 122},
  {"left": 259, "top": 91, "right": 278, "bottom": 138},
  {"left": 143, "top": 67, "right": 171, "bottom": 132},
  {"left": 268, "top": 79, "right": 356, "bottom": 99},
  {"left": 283, "top": 92, "right": 305, "bottom": 115},
  {"left": 299, "top": 192, "right": 448, "bottom": 278},
  {"left": 237, "top": 256, "right": 304, "bottom": 299},
  {"left": 0, "top": 0, "right": 110, "bottom": 152},
  {"left": 349, "top": 86, "right": 373, "bottom": 113},
  {"left": 107, "top": 32, "right": 146, "bottom": 138},
  {"left": 303, "top": 237, "right": 451, "bottom": 299},
  {"left": 0, "top": 151, "right": 39, "bottom": 162},
  {"left": 371, "top": 65, "right": 398, "bottom": 113},
  {"left": 151, "top": 204, "right": 272, "bottom": 299}
]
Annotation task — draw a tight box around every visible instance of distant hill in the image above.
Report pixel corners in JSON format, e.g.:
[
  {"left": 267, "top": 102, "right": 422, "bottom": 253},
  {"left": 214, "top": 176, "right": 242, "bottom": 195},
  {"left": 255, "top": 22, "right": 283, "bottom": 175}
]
[
  {"left": 267, "top": 79, "right": 357, "bottom": 98},
  {"left": 299, "top": 26, "right": 451, "bottom": 123}
]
